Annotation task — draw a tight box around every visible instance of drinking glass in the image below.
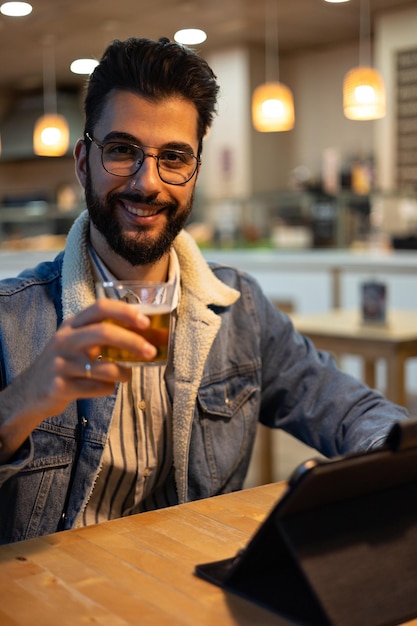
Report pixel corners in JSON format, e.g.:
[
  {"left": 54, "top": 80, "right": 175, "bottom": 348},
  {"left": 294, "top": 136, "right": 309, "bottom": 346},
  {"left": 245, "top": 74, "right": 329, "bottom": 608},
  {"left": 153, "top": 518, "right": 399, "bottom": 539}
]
[{"left": 95, "top": 280, "right": 175, "bottom": 365}]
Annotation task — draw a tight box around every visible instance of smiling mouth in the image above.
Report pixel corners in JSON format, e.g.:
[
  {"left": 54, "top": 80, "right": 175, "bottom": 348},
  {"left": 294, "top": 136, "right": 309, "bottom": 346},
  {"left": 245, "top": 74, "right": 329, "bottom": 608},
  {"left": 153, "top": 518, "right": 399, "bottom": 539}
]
[{"left": 124, "top": 202, "right": 163, "bottom": 217}]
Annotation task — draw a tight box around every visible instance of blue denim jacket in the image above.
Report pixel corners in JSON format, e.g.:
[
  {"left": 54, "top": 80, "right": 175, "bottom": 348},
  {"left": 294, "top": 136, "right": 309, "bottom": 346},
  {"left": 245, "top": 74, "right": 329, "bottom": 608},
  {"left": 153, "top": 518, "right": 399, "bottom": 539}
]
[{"left": 0, "top": 217, "right": 408, "bottom": 544}]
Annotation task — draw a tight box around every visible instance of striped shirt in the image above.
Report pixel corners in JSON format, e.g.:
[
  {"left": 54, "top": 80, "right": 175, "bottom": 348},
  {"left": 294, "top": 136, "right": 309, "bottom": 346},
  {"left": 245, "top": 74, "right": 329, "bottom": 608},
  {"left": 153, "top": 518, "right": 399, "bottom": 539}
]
[{"left": 82, "top": 247, "right": 180, "bottom": 525}]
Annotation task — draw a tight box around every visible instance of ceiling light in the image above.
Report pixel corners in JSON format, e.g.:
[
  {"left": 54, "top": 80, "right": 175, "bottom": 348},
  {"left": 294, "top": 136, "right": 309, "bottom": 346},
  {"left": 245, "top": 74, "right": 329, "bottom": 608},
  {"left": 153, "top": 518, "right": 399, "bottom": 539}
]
[
  {"left": 252, "top": 82, "right": 295, "bottom": 132},
  {"left": 70, "top": 58, "right": 99, "bottom": 75},
  {"left": 342, "top": 0, "right": 385, "bottom": 120},
  {"left": 0, "top": 2, "right": 32, "bottom": 16},
  {"left": 343, "top": 67, "right": 385, "bottom": 120},
  {"left": 324, "top": 0, "right": 350, "bottom": 3},
  {"left": 252, "top": 0, "right": 295, "bottom": 132},
  {"left": 33, "top": 114, "right": 69, "bottom": 156},
  {"left": 33, "top": 38, "right": 69, "bottom": 157},
  {"left": 174, "top": 29, "right": 207, "bottom": 45}
]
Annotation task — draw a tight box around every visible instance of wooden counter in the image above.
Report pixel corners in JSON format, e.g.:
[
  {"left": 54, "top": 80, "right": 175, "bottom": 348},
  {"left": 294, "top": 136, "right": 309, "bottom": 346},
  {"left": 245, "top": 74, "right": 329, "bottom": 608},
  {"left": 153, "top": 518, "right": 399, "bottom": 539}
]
[{"left": 203, "top": 248, "right": 417, "bottom": 309}]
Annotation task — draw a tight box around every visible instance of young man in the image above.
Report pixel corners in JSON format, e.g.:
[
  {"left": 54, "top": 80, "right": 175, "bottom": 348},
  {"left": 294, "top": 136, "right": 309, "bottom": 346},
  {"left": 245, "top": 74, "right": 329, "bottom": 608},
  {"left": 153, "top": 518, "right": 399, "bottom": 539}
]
[{"left": 0, "top": 37, "right": 408, "bottom": 544}]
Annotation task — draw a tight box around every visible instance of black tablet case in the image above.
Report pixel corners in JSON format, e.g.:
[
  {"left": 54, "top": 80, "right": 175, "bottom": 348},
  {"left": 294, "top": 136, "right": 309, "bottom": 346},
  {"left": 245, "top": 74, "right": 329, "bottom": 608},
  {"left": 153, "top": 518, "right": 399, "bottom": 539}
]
[{"left": 195, "top": 419, "right": 417, "bottom": 626}]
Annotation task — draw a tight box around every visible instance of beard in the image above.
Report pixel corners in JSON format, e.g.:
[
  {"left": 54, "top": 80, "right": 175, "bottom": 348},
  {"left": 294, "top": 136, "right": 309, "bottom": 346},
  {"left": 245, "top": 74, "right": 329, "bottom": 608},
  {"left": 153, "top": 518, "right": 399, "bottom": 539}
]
[{"left": 84, "top": 169, "right": 194, "bottom": 267}]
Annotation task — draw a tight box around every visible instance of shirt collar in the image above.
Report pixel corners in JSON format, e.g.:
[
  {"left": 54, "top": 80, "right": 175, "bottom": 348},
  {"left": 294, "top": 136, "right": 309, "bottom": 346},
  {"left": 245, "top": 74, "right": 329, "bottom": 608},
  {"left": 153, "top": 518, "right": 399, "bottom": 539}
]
[{"left": 88, "top": 242, "right": 181, "bottom": 310}]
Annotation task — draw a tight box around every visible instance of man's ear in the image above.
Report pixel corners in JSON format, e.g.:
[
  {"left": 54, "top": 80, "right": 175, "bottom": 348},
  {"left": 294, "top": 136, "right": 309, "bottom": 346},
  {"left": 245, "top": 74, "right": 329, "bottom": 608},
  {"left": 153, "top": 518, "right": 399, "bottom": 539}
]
[
  {"left": 195, "top": 161, "right": 201, "bottom": 182},
  {"left": 73, "top": 138, "right": 87, "bottom": 189}
]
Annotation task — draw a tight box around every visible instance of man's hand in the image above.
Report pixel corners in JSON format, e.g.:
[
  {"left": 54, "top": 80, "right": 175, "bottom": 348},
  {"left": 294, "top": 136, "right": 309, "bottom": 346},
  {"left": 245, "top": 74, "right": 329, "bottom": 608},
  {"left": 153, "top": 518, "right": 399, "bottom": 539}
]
[{"left": 0, "top": 299, "right": 156, "bottom": 462}]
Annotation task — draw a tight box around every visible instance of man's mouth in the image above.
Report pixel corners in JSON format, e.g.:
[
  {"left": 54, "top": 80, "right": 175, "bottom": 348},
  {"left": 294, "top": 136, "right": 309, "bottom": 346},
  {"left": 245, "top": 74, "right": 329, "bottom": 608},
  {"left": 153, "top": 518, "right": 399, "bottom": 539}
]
[{"left": 124, "top": 202, "right": 162, "bottom": 217}]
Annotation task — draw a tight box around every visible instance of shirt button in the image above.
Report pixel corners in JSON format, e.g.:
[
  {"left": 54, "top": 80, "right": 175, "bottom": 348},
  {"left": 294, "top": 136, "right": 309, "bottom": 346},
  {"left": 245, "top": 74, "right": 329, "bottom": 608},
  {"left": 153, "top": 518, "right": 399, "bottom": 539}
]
[
  {"left": 138, "top": 400, "right": 146, "bottom": 410},
  {"left": 143, "top": 468, "right": 152, "bottom": 477}
]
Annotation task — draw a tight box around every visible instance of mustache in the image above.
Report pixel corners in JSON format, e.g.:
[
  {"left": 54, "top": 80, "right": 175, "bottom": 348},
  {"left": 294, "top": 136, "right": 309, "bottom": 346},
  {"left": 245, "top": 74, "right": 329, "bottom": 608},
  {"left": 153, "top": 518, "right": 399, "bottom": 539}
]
[{"left": 109, "top": 191, "right": 176, "bottom": 210}]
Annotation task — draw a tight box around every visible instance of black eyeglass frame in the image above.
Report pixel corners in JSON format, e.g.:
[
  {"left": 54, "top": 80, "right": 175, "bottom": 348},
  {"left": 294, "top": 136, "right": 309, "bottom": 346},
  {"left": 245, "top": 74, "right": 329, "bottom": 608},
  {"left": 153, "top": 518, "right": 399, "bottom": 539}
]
[{"left": 85, "top": 132, "right": 201, "bottom": 186}]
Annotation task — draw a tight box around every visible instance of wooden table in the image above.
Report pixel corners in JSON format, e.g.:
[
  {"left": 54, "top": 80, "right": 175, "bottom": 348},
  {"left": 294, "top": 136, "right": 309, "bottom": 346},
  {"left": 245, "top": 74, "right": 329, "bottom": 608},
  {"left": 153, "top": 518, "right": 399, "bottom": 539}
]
[
  {"left": 1, "top": 482, "right": 417, "bottom": 626},
  {"left": 0, "top": 483, "right": 290, "bottom": 626},
  {"left": 290, "top": 309, "right": 417, "bottom": 407}
]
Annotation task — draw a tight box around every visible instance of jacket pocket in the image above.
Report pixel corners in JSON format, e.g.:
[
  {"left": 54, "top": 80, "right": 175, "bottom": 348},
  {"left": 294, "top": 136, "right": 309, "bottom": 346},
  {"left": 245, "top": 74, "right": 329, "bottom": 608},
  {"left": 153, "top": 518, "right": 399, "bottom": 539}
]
[
  {"left": 198, "top": 361, "right": 261, "bottom": 418},
  {"left": 195, "top": 363, "right": 261, "bottom": 492}
]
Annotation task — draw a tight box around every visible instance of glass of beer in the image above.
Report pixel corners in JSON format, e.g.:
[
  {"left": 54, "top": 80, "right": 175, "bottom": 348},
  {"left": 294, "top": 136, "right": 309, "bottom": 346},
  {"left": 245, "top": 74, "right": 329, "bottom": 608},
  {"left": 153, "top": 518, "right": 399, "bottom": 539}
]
[{"left": 95, "top": 280, "right": 175, "bottom": 365}]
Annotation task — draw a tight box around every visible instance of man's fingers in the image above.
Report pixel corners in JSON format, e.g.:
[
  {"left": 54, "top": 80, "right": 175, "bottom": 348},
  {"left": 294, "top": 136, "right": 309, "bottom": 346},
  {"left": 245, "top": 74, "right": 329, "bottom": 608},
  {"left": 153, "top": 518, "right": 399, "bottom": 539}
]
[
  {"left": 56, "top": 318, "right": 157, "bottom": 362},
  {"left": 68, "top": 299, "right": 150, "bottom": 330}
]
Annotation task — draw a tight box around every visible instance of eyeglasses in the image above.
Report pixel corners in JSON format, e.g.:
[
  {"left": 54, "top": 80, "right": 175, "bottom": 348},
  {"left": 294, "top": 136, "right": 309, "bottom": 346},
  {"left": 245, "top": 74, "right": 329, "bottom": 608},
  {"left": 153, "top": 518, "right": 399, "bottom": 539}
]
[{"left": 85, "top": 133, "right": 200, "bottom": 186}]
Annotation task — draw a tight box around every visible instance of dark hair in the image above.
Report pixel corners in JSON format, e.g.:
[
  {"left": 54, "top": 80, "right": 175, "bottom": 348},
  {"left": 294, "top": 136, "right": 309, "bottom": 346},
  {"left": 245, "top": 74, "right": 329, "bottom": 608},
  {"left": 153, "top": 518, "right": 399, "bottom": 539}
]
[{"left": 84, "top": 37, "right": 219, "bottom": 154}]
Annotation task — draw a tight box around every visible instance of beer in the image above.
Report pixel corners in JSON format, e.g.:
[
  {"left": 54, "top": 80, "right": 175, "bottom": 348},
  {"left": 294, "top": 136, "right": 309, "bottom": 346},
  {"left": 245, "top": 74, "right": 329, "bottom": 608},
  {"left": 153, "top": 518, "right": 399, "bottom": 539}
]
[
  {"left": 100, "top": 304, "right": 171, "bottom": 365},
  {"left": 96, "top": 280, "right": 175, "bottom": 365}
]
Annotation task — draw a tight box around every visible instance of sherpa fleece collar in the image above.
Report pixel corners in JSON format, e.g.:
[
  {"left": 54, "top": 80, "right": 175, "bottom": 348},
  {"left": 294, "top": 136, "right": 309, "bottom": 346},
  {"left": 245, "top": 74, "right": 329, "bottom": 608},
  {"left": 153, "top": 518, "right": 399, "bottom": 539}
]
[{"left": 61, "top": 209, "right": 239, "bottom": 320}]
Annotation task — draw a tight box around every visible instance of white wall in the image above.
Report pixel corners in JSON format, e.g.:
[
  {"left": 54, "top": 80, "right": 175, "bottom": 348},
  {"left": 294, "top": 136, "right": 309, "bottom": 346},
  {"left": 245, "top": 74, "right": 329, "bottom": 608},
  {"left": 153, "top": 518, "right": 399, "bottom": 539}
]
[
  {"left": 200, "top": 41, "right": 376, "bottom": 196},
  {"left": 198, "top": 46, "right": 251, "bottom": 200},
  {"left": 287, "top": 42, "right": 375, "bottom": 186}
]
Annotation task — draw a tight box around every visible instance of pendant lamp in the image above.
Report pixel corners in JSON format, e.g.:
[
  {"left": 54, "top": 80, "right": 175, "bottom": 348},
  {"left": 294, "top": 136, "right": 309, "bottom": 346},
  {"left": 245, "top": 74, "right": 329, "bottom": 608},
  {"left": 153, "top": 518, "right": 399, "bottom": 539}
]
[
  {"left": 343, "top": 0, "right": 385, "bottom": 120},
  {"left": 33, "top": 37, "right": 69, "bottom": 156},
  {"left": 252, "top": 0, "right": 294, "bottom": 132}
]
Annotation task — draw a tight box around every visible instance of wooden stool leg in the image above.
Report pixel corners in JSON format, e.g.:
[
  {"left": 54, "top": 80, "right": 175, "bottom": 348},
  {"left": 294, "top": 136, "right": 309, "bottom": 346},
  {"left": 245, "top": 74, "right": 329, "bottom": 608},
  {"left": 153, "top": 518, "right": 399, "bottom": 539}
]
[
  {"left": 386, "top": 356, "right": 406, "bottom": 407},
  {"left": 256, "top": 424, "right": 274, "bottom": 485}
]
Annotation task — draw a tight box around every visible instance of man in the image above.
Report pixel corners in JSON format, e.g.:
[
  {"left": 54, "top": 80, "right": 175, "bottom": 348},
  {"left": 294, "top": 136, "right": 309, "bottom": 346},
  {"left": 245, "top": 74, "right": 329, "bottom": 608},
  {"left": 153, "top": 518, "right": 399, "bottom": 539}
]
[{"left": 0, "top": 37, "right": 408, "bottom": 544}]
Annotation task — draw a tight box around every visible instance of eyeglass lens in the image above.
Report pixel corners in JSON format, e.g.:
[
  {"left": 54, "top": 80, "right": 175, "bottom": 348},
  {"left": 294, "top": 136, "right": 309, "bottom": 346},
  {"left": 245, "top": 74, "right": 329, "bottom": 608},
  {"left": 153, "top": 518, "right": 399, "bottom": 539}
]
[{"left": 101, "top": 142, "right": 198, "bottom": 184}]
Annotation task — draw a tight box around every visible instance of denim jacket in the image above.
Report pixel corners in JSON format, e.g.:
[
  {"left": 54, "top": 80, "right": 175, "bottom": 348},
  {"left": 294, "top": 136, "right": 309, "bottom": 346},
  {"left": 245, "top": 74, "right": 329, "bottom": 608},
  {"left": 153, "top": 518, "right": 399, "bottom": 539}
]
[{"left": 0, "top": 212, "right": 408, "bottom": 544}]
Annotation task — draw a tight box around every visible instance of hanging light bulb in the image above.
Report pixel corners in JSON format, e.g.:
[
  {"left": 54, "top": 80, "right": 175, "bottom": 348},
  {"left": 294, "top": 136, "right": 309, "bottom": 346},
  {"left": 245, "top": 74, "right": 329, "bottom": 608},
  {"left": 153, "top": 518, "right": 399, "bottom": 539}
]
[
  {"left": 343, "top": 66, "right": 385, "bottom": 120},
  {"left": 252, "top": 82, "right": 294, "bottom": 132},
  {"left": 33, "top": 114, "right": 69, "bottom": 155},
  {"left": 252, "top": 0, "right": 294, "bottom": 132},
  {"left": 343, "top": 0, "right": 385, "bottom": 120},
  {"left": 33, "top": 37, "right": 69, "bottom": 156}
]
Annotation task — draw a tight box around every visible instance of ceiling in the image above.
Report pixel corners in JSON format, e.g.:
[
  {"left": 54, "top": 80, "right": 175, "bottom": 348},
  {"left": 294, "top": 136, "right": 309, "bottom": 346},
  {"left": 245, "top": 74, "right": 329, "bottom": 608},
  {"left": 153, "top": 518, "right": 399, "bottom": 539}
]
[{"left": 0, "top": 0, "right": 415, "bottom": 95}]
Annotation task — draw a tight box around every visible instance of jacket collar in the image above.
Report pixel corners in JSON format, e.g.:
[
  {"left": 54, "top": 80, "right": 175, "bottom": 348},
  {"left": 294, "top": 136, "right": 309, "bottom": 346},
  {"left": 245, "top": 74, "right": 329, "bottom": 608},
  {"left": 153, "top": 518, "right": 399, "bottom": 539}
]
[
  {"left": 173, "top": 229, "right": 239, "bottom": 307},
  {"left": 61, "top": 209, "right": 240, "bottom": 320}
]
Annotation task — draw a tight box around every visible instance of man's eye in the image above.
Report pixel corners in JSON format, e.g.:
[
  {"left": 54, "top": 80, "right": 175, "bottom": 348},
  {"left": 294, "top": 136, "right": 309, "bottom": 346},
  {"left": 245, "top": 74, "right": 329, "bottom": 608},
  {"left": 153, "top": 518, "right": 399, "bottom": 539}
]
[
  {"left": 105, "top": 143, "right": 138, "bottom": 159},
  {"left": 160, "top": 151, "right": 188, "bottom": 165}
]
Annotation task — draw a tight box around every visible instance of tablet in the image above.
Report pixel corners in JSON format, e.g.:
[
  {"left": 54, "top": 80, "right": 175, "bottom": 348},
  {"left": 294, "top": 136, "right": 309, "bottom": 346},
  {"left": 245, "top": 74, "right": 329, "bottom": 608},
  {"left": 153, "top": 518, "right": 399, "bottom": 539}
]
[{"left": 195, "top": 419, "right": 417, "bottom": 626}]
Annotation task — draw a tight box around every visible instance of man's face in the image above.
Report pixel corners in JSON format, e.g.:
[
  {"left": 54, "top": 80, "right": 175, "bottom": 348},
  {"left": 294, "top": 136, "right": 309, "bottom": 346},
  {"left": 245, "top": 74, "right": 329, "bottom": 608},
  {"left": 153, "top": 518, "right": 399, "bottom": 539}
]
[{"left": 75, "top": 90, "right": 200, "bottom": 267}]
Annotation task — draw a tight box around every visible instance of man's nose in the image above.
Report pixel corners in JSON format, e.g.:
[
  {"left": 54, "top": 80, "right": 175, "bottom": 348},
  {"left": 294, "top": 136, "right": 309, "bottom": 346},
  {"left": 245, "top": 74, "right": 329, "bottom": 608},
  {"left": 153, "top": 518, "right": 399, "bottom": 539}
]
[{"left": 130, "top": 153, "right": 161, "bottom": 190}]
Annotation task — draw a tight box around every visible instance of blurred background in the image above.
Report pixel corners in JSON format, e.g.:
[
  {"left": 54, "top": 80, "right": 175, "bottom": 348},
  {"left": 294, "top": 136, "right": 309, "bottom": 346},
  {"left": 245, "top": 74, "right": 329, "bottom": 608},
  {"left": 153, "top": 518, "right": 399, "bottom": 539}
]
[
  {"left": 0, "top": 0, "right": 416, "bottom": 252},
  {"left": 1, "top": 0, "right": 417, "bottom": 483}
]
